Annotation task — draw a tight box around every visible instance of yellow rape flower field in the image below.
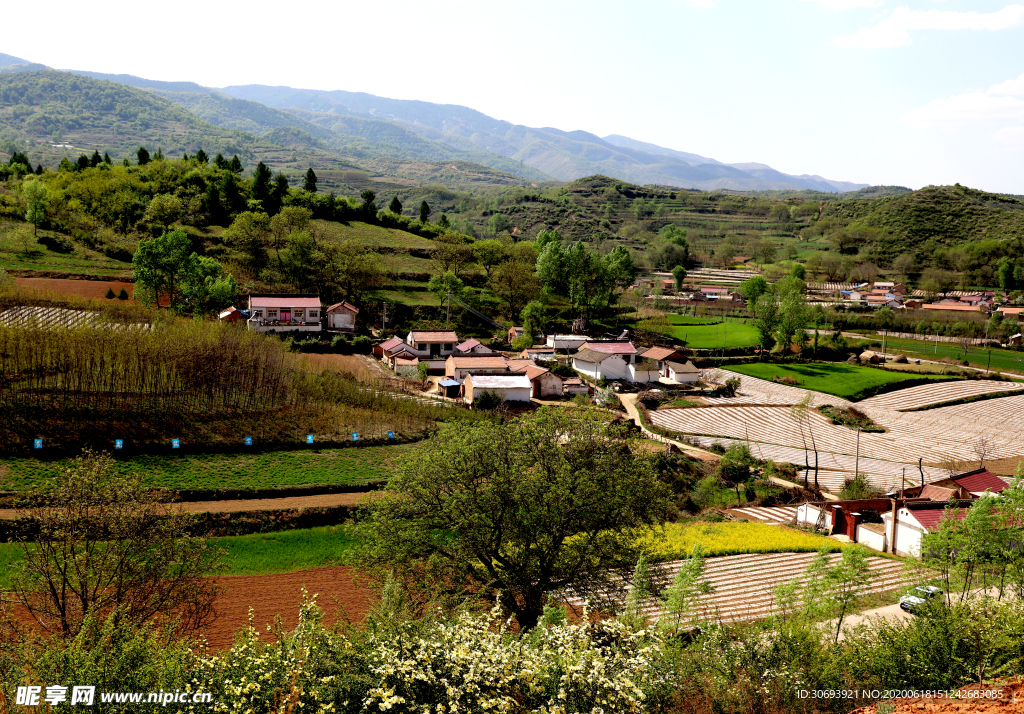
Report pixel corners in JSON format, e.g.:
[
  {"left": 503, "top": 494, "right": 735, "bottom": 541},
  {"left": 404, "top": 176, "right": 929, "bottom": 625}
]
[{"left": 649, "top": 521, "right": 846, "bottom": 560}]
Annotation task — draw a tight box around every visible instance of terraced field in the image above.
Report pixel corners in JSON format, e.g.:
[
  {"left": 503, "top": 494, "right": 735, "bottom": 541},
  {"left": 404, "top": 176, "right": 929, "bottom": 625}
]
[
  {"left": 653, "top": 369, "right": 1024, "bottom": 492},
  {"left": 857, "top": 379, "right": 1024, "bottom": 411},
  {"left": 563, "top": 551, "right": 907, "bottom": 624}
]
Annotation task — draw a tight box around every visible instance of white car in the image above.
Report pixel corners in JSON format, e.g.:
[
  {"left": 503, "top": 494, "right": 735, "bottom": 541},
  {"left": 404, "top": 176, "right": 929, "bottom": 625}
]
[{"left": 899, "top": 585, "right": 943, "bottom": 613}]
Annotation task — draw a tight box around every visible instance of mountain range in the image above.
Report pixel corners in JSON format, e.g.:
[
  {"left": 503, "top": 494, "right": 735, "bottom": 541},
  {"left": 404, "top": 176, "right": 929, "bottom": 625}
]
[{"left": 2, "top": 52, "right": 867, "bottom": 192}]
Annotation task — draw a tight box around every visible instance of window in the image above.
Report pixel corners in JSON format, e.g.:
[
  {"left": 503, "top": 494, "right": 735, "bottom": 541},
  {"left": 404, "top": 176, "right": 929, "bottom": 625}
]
[
  {"left": 253, "top": 310, "right": 263, "bottom": 317},
  {"left": 294, "top": 309, "right": 305, "bottom": 318},
  {"left": 268, "top": 310, "right": 278, "bottom": 317},
  {"left": 309, "top": 311, "right": 318, "bottom": 318}
]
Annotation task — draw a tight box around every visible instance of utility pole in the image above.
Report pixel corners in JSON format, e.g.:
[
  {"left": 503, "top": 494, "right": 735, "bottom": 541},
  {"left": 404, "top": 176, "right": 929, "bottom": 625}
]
[
  {"left": 445, "top": 290, "right": 451, "bottom": 329},
  {"left": 854, "top": 426, "right": 861, "bottom": 481}
]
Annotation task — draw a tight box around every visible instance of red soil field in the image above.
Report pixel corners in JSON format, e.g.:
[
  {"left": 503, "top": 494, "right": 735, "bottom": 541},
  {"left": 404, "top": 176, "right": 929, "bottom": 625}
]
[
  {"left": 199, "top": 566, "right": 374, "bottom": 649},
  {"left": 15, "top": 277, "right": 136, "bottom": 301}
]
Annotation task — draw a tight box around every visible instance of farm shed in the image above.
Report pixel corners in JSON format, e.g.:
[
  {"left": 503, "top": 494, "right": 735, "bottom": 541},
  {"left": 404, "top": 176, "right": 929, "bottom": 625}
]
[
  {"left": 627, "top": 359, "right": 660, "bottom": 383},
  {"left": 248, "top": 294, "right": 322, "bottom": 333},
  {"left": 640, "top": 346, "right": 688, "bottom": 374},
  {"left": 521, "top": 347, "right": 556, "bottom": 360},
  {"left": 508, "top": 326, "right": 524, "bottom": 342},
  {"left": 462, "top": 374, "right": 532, "bottom": 405},
  {"left": 438, "top": 379, "right": 461, "bottom": 399},
  {"left": 445, "top": 355, "right": 509, "bottom": 381},
  {"left": 513, "top": 363, "right": 564, "bottom": 398},
  {"left": 325, "top": 301, "right": 359, "bottom": 331},
  {"left": 664, "top": 360, "right": 699, "bottom": 383},
  {"left": 881, "top": 501, "right": 976, "bottom": 558},
  {"left": 218, "top": 306, "right": 245, "bottom": 323},
  {"left": 563, "top": 378, "right": 589, "bottom": 396}
]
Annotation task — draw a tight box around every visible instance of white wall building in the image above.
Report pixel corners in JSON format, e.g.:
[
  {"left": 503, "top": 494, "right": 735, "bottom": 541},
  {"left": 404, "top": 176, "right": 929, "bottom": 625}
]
[
  {"left": 462, "top": 374, "right": 532, "bottom": 404},
  {"left": 247, "top": 294, "right": 322, "bottom": 333}
]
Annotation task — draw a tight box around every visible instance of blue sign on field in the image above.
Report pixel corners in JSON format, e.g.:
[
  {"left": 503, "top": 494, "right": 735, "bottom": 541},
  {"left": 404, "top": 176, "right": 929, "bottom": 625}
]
[
  {"left": 245, "top": 436, "right": 253, "bottom": 446},
  {"left": 306, "top": 434, "right": 314, "bottom": 444},
  {"left": 115, "top": 439, "right": 123, "bottom": 449},
  {"left": 171, "top": 438, "right": 180, "bottom": 449},
  {"left": 387, "top": 431, "right": 395, "bottom": 439},
  {"left": 352, "top": 432, "right": 359, "bottom": 441},
  {"left": 34, "top": 438, "right": 42, "bottom": 449}
]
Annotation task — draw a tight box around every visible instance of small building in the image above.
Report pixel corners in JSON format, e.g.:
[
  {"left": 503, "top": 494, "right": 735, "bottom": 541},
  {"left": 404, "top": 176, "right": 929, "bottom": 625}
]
[
  {"left": 882, "top": 501, "right": 975, "bottom": 557},
  {"left": 640, "top": 346, "right": 688, "bottom": 374},
  {"left": 462, "top": 374, "right": 532, "bottom": 405},
  {"left": 514, "top": 363, "right": 564, "bottom": 398},
  {"left": 578, "top": 341, "right": 639, "bottom": 363},
  {"left": 931, "top": 468, "right": 1010, "bottom": 497},
  {"left": 998, "top": 306, "right": 1024, "bottom": 319},
  {"left": 218, "top": 306, "right": 245, "bottom": 323},
  {"left": 508, "top": 326, "right": 525, "bottom": 342},
  {"left": 247, "top": 294, "right": 322, "bottom": 332},
  {"left": 406, "top": 330, "right": 460, "bottom": 358},
  {"left": 453, "top": 338, "right": 495, "bottom": 355},
  {"left": 921, "top": 302, "right": 984, "bottom": 313},
  {"left": 1008, "top": 333, "right": 1022, "bottom": 346},
  {"left": 445, "top": 355, "right": 509, "bottom": 381},
  {"left": 381, "top": 341, "right": 420, "bottom": 370},
  {"left": 374, "top": 336, "right": 404, "bottom": 359},
  {"left": 664, "top": 359, "right": 699, "bottom": 383},
  {"left": 628, "top": 358, "right": 660, "bottom": 383},
  {"left": 546, "top": 334, "right": 591, "bottom": 350},
  {"left": 325, "top": 301, "right": 359, "bottom": 331},
  {"left": 438, "top": 379, "right": 462, "bottom": 399},
  {"left": 563, "top": 377, "right": 590, "bottom": 396},
  {"left": 572, "top": 349, "right": 630, "bottom": 382}
]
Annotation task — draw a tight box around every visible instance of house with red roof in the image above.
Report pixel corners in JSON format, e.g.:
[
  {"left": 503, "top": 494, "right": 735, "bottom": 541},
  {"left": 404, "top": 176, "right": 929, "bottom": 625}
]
[
  {"left": 444, "top": 355, "right": 510, "bottom": 381},
  {"left": 511, "top": 362, "right": 564, "bottom": 398},
  {"left": 882, "top": 500, "right": 976, "bottom": 557},
  {"left": 932, "top": 468, "right": 1011, "bottom": 497},
  {"left": 247, "top": 294, "right": 322, "bottom": 333},
  {"left": 325, "top": 301, "right": 359, "bottom": 331},
  {"left": 406, "top": 330, "right": 460, "bottom": 359}
]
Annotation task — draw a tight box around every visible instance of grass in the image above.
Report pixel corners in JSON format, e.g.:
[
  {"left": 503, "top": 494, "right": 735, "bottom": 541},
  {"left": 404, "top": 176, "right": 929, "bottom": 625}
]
[
  {"left": 872, "top": 336, "right": 1024, "bottom": 376},
  {"left": 724, "top": 362, "right": 956, "bottom": 400},
  {"left": 0, "top": 525, "right": 363, "bottom": 588},
  {"left": 665, "top": 317, "right": 761, "bottom": 349},
  {"left": 216, "top": 525, "right": 362, "bottom": 575},
  {"left": 0, "top": 223, "right": 132, "bottom": 277},
  {"left": 0, "top": 444, "right": 417, "bottom": 493},
  {"left": 650, "top": 521, "right": 851, "bottom": 560}
]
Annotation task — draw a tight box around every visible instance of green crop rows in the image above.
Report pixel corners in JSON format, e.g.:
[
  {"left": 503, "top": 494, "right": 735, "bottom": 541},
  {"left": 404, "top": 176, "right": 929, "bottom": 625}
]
[{"left": 0, "top": 444, "right": 417, "bottom": 493}]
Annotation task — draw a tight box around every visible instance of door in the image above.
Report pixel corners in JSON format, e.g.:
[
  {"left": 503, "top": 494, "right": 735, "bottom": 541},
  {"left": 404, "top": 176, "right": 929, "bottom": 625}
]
[{"left": 280, "top": 311, "right": 292, "bottom": 322}]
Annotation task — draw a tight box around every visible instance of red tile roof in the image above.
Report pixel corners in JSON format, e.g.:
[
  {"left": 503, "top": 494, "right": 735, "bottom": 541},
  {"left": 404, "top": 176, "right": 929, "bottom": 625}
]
[
  {"left": 579, "top": 341, "right": 637, "bottom": 355},
  {"left": 641, "top": 346, "right": 684, "bottom": 361},
  {"left": 909, "top": 506, "right": 968, "bottom": 533},
  {"left": 409, "top": 330, "right": 460, "bottom": 343},
  {"left": 378, "top": 337, "right": 404, "bottom": 351},
  {"left": 448, "top": 356, "right": 509, "bottom": 370},
  {"left": 517, "top": 364, "right": 552, "bottom": 381},
  {"left": 922, "top": 303, "right": 982, "bottom": 312},
  {"left": 326, "top": 301, "right": 359, "bottom": 313},
  {"left": 953, "top": 469, "right": 1009, "bottom": 495},
  {"left": 455, "top": 338, "right": 484, "bottom": 351}
]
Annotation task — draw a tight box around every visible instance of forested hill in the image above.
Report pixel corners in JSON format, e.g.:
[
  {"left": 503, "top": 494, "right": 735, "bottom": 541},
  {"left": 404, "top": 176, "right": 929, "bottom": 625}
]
[
  {"left": 0, "top": 70, "right": 265, "bottom": 163},
  {"left": 821, "top": 184, "right": 1024, "bottom": 248}
]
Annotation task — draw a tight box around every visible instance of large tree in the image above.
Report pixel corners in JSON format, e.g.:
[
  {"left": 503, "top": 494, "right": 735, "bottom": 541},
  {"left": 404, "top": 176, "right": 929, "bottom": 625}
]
[
  {"left": 303, "top": 167, "right": 318, "bottom": 193},
  {"left": 132, "top": 230, "right": 194, "bottom": 310},
  {"left": 8, "top": 450, "right": 223, "bottom": 637},
  {"left": 489, "top": 260, "right": 541, "bottom": 317},
  {"left": 359, "top": 410, "right": 672, "bottom": 630},
  {"left": 223, "top": 211, "right": 271, "bottom": 271},
  {"left": 22, "top": 176, "right": 49, "bottom": 237}
]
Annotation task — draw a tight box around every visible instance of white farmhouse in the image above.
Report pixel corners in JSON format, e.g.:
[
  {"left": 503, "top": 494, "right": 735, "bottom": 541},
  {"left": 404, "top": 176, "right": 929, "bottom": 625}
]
[
  {"left": 247, "top": 294, "right": 322, "bottom": 333},
  {"left": 462, "top": 374, "right": 532, "bottom": 404}
]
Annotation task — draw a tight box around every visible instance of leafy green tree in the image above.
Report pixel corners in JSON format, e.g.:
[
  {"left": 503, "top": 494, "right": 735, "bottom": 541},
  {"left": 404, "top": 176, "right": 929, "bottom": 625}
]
[
  {"left": 790, "top": 263, "right": 806, "bottom": 280},
  {"left": 269, "top": 206, "right": 313, "bottom": 267},
  {"left": 153, "top": 147, "right": 164, "bottom": 161},
  {"left": 419, "top": 200, "right": 431, "bottom": 223},
  {"left": 437, "top": 214, "right": 451, "bottom": 230},
  {"left": 774, "top": 276, "right": 809, "bottom": 351},
  {"left": 361, "top": 189, "right": 377, "bottom": 216},
  {"left": 136, "top": 146, "right": 150, "bottom": 166},
  {"left": 801, "top": 545, "right": 872, "bottom": 642},
  {"left": 132, "top": 230, "right": 193, "bottom": 310},
  {"left": 222, "top": 211, "right": 271, "bottom": 271},
  {"left": 180, "top": 255, "right": 237, "bottom": 316},
  {"left": 520, "top": 300, "right": 547, "bottom": 342},
  {"left": 427, "top": 271, "right": 465, "bottom": 305},
  {"left": 143, "top": 193, "right": 183, "bottom": 233},
  {"left": 473, "top": 239, "right": 507, "bottom": 279},
  {"left": 490, "top": 260, "right": 541, "bottom": 318},
  {"left": 387, "top": 195, "right": 403, "bottom": 214},
  {"left": 303, "top": 167, "right": 318, "bottom": 193},
  {"left": 672, "top": 265, "right": 687, "bottom": 291},
  {"left": 659, "top": 543, "right": 713, "bottom": 633},
  {"left": 487, "top": 212, "right": 512, "bottom": 235},
  {"left": 229, "top": 155, "right": 243, "bottom": 173},
  {"left": 740, "top": 274, "right": 769, "bottom": 305},
  {"left": 358, "top": 409, "right": 671, "bottom": 629},
  {"left": 998, "top": 257, "right": 1015, "bottom": 292},
  {"left": 194, "top": 148, "right": 208, "bottom": 164},
  {"left": 22, "top": 176, "right": 49, "bottom": 237}
]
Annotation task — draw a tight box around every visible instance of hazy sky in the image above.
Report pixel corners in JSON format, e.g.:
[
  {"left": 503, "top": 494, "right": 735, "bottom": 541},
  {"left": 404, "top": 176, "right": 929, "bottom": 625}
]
[{"left": 5, "top": 0, "right": 1024, "bottom": 192}]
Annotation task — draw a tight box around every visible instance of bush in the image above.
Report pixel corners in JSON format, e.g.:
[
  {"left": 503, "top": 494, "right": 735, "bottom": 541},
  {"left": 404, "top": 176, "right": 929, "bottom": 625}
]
[
  {"left": 117, "top": 288, "right": 129, "bottom": 300},
  {"left": 474, "top": 390, "right": 504, "bottom": 410},
  {"left": 352, "top": 335, "right": 371, "bottom": 354},
  {"left": 38, "top": 233, "right": 74, "bottom": 253},
  {"left": 105, "top": 287, "right": 116, "bottom": 299},
  {"left": 101, "top": 243, "right": 134, "bottom": 261}
]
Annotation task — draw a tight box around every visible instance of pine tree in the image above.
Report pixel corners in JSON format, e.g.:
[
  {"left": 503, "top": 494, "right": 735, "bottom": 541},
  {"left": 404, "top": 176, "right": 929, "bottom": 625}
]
[
  {"left": 195, "top": 149, "right": 208, "bottom": 164},
  {"left": 419, "top": 200, "right": 431, "bottom": 223},
  {"left": 182, "top": 152, "right": 189, "bottom": 162},
  {"left": 252, "top": 162, "right": 273, "bottom": 205},
  {"left": 154, "top": 148, "right": 164, "bottom": 161},
  {"left": 35, "top": 164, "right": 43, "bottom": 175},
  {"left": 90, "top": 150, "right": 102, "bottom": 167},
  {"left": 59, "top": 158, "right": 74, "bottom": 172},
  {"left": 76, "top": 155, "right": 90, "bottom": 171},
  {"left": 303, "top": 167, "right": 318, "bottom": 193},
  {"left": 103, "top": 152, "right": 112, "bottom": 165},
  {"left": 118, "top": 288, "right": 129, "bottom": 300},
  {"left": 137, "top": 147, "right": 150, "bottom": 166},
  {"left": 229, "top": 155, "right": 243, "bottom": 173},
  {"left": 214, "top": 153, "right": 226, "bottom": 169},
  {"left": 388, "top": 196, "right": 403, "bottom": 214},
  {"left": 105, "top": 287, "right": 116, "bottom": 299}
]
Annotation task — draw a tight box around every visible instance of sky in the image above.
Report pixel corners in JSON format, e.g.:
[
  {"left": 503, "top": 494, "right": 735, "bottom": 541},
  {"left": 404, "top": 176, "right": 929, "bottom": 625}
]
[{"left": 4, "top": 0, "right": 1024, "bottom": 193}]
